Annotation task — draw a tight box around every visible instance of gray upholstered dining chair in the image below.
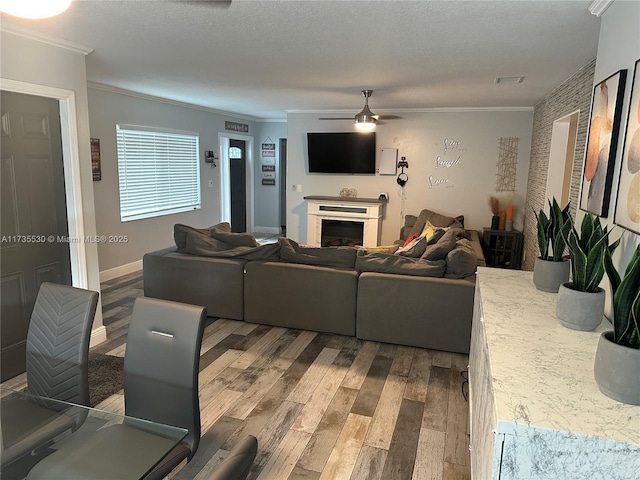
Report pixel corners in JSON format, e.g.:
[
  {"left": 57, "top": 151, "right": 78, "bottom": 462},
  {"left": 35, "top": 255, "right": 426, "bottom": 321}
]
[
  {"left": 25, "top": 296, "right": 207, "bottom": 480},
  {"left": 208, "top": 435, "right": 258, "bottom": 480},
  {"left": 1, "top": 282, "right": 99, "bottom": 466}
]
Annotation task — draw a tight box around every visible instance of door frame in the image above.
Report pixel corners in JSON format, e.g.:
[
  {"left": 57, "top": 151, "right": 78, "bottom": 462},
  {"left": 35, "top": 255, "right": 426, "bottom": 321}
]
[
  {"left": 218, "top": 132, "right": 254, "bottom": 232},
  {"left": 1, "top": 78, "right": 89, "bottom": 289}
]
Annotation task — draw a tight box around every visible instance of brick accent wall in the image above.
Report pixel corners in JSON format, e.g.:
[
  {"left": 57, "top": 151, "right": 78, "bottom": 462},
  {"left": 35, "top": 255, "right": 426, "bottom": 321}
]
[{"left": 522, "top": 59, "right": 596, "bottom": 270}]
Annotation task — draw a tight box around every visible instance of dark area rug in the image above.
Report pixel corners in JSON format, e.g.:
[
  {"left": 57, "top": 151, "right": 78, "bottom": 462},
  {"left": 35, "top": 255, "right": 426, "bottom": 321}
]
[{"left": 88, "top": 352, "right": 124, "bottom": 407}]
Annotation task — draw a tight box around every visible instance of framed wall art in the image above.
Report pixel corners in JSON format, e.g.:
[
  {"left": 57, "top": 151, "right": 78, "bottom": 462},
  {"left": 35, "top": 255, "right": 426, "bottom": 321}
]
[
  {"left": 580, "top": 69, "right": 627, "bottom": 217},
  {"left": 614, "top": 59, "right": 640, "bottom": 234}
]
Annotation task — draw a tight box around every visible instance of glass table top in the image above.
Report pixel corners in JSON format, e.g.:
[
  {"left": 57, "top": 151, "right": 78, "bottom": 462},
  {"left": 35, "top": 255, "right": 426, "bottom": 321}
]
[{"left": 0, "top": 387, "right": 188, "bottom": 480}]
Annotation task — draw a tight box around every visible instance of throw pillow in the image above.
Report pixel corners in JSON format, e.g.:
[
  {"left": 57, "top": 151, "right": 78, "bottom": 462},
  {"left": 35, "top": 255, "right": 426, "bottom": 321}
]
[
  {"left": 407, "top": 208, "right": 463, "bottom": 238},
  {"left": 420, "top": 221, "right": 448, "bottom": 244},
  {"left": 402, "top": 233, "right": 419, "bottom": 247},
  {"left": 395, "top": 235, "right": 428, "bottom": 258},
  {"left": 421, "top": 228, "right": 459, "bottom": 261},
  {"left": 445, "top": 239, "right": 478, "bottom": 279},
  {"left": 174, "top": 223, "right": 220, "bottom": 252}
]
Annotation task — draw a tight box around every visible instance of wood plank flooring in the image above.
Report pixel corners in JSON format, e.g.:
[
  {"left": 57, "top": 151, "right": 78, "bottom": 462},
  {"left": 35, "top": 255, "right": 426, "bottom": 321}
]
[{"left": 7, "top": 271, "right": 472, "bottom": 480}]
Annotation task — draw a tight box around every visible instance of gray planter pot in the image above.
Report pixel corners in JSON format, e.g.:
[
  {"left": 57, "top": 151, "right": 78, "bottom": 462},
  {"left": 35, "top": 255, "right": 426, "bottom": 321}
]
[
  {"left": 556, "top": 282, "right": 604, "bottom": 331},
  {"left": 533, "top": 258, "right": 570, "bottom": 293},
  {"left": 594, "top": 331, "right": 640, "bottom": 405}
]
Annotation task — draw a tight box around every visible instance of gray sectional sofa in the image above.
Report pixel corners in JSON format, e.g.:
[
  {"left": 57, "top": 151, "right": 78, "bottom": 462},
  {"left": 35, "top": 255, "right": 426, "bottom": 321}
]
[{"left": 143, "top": 210, "right": 486, "bottom": 354}]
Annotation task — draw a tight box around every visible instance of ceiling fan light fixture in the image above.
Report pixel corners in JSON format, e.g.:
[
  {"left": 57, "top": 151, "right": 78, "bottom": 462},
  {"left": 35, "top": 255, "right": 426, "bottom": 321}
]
[
  {"left": 354, "top": 90, "right": 377, "bottom": 131},
  {"left": 355, "top": 107, "right": 377, "bottom": 131},
  {"left": 355, "top": 118, "right": 376, "bottom": 131},
  {"left": 0, "top": 0, "right": 72, "bottom": 19}
]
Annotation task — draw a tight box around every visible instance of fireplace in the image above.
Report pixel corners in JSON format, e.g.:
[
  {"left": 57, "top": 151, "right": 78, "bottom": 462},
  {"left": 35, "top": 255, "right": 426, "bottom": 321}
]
[
  {"left": 321, "top": 219, "right": 364, "bottom": 247},
  {"left": 304, "top": 196, "right": 385, "bottom": 247}
]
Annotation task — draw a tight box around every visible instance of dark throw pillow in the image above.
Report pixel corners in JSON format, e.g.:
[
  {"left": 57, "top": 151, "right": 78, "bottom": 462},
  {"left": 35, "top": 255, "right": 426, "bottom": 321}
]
[{"left": 421, "top": 228, "right": 459, "bottom": 261}]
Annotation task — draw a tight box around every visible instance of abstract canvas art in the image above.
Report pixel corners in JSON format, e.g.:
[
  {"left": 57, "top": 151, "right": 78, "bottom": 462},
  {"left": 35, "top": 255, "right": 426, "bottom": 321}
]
[
  {"left": 615, "top": 59, "right": 640, "bottom": 234},
  {"left": 580, "top": 69, "right": 627, "bottom": 217}
]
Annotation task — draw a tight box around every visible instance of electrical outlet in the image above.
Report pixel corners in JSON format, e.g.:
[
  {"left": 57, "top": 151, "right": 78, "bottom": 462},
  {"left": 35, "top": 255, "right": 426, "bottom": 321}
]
[{"left": 208, "top": 180, "right": 214, "bottom": 188}]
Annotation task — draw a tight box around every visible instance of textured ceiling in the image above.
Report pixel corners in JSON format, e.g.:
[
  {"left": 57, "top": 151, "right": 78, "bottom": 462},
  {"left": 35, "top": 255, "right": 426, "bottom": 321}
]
[{"left": 1, "top": 0, "right": 601, "bottom": 119}]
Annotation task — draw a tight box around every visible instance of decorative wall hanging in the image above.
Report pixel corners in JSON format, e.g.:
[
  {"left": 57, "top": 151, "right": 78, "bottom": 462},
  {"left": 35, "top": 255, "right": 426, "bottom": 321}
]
[
  {"left": 614, "top": 59, "right": 640, "bottom": 234},
  {"left": 91, "top": 138, "right": 101, "bottom": 181},
  {"left": 580, "top": 69, "right": 627, "bottom": 217},
  {"left": 225, "top": 121, "right": 248, "bottom": 132},
  {"left": 495, "top": 137, "right": 518, "bottom": 192}
]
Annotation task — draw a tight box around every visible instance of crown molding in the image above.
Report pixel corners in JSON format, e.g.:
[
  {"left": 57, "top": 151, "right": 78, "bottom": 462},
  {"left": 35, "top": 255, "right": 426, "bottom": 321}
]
[
  {"left": 287, "top": 106, "right": 534, "bottom": 115},
  {"left": 588, "top": 0, "right": 614, "bottom": 17},
  {"left": 87, "top": 82, "right": 265, "bottom": 122},
  {"left": 0, "top": 18, "right": 93, "bottom": 54}
]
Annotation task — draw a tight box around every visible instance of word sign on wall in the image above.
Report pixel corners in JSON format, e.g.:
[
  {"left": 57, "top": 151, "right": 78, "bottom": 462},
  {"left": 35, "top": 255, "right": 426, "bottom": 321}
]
[{"left": 429, "top": 137, "right": 466, "bottom": 189}]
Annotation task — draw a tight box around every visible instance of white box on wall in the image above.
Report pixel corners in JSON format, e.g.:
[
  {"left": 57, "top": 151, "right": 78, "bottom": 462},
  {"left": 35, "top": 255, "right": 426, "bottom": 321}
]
[{"left": 379, "top": 148, "right": 398, "bottom": 175}]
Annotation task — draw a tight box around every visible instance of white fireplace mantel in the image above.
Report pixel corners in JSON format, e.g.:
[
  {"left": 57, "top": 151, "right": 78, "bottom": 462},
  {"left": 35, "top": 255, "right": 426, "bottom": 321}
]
[{"left": 304, "top": 196, "right": 386, "bottom": 247}]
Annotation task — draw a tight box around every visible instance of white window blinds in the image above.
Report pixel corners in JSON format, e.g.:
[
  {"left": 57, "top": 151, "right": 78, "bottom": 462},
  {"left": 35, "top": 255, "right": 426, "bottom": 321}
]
[{"left": 116, "top": 125, "right": 201, "bottom": 222}]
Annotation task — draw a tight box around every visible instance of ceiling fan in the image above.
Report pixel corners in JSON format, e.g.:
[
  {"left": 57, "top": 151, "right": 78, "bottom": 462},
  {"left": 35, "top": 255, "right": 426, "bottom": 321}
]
[{"left": 319, "top": 90, "right": 402, "bottom": 131}]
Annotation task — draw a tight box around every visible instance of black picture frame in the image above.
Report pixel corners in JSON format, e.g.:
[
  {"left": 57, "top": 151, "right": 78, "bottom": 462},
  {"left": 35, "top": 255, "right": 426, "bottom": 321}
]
[
  {"left": 614, "top": 59, "right": 640, "bottom": 234},
  {"left": 580, "top": 69, "right": 627, "bottom": 217}
]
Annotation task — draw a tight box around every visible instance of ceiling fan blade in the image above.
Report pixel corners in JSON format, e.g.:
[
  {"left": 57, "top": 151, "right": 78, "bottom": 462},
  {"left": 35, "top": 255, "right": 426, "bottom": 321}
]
[
  {"left": 376, "top": 115, "right": 403, "bottom": 120},
  {"left": 319, "top": 117, "right": 353, "bottom": 120}
]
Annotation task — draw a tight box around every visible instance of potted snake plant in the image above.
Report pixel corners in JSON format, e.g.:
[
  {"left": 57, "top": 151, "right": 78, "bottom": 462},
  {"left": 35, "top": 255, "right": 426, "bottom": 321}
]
[
  {"left": 532, "top": 198, "right": 572, "bottom": 292},
  {"left": 556, "top": 213, "right": 619, "bottom": 331},
  {"left": 594, "top": 244, "right": 640, "bottom": 405}
]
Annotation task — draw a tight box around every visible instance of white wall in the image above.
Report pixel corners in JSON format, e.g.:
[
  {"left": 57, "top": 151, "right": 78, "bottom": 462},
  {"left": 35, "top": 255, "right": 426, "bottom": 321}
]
[
  {"left": 88, "top": 87, "right": 259, "bottom": 273},
  {"left": 1, "top": 31, "right": 104, "bottom": 334},
  {"left": 585, "top": 0, "right": 640, "bottom": 307},
  {"left": 253, "top": 121, "right": 287, "bottom": 232},
  {"left": 286, "top": 110, "right": 533, "bottom": 244}
]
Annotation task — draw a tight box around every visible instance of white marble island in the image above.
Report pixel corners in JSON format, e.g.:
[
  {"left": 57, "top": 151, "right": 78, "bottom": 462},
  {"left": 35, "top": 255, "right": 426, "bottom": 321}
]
[{"left": 469, "top": 267, "right": 640, "bottom": 480}]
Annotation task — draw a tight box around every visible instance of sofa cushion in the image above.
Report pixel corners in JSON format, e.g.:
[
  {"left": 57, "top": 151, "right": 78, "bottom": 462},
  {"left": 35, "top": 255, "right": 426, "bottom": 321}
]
[
  {"left": 445, "top": 239, "right": 478, "bottom": 279},
  {"left": 279, "top": 238, "right": 357, "bottom": 268},
  {"left": 209, "top": 229, "right": 260, "bottom": 247},
  {"left": 355, "top": 250, "right": 446, "bottom": 277},
  {"left": 184, "top": 232, "right": 279, "bottom": 260},
  {"left": 359, "top": 244, "right": 400, "bottom": 254},
  {"left": 174, "top": 222, "right": 231, "bottom": 252},
  {"left": 421, "top": 228, "right": 460, "bottom": 261}
]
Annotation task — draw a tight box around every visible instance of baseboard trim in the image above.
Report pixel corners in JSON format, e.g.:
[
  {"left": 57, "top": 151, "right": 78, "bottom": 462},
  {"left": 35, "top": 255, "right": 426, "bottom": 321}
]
[
  {"left": 90, "top": 325, "right": 107, "bottom": 347},
  {"left": 100, "top": 260, "right": 142, "bottom": 282}
]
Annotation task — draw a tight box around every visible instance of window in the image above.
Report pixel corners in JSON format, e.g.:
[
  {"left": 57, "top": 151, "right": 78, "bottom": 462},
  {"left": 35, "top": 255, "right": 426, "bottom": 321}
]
[{"left": 116, "top": 125, "right": 201, "bottom": 222}]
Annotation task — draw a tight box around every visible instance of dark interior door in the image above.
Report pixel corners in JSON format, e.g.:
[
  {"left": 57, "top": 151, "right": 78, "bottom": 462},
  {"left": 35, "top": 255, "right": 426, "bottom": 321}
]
[
  {"left": 229, "top": 139, "right": 246, "bottom": 233},
  {"left": 279, "top": 138, "right": 287, "bottom": 235},
  {"left": 1, "top": 91, "right": 72, "bottom": 382}
]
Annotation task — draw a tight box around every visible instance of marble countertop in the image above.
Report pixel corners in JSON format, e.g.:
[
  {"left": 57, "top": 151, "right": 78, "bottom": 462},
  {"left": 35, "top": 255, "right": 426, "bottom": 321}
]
[{"left": 476, "top": 267, "right": 639, "bottom": 444}]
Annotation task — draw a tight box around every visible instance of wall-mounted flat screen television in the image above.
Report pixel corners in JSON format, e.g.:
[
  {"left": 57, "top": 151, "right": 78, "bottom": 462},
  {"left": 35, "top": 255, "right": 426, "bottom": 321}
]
[{"left": 307, "top": 132, "right": 376, "bottom": 174}]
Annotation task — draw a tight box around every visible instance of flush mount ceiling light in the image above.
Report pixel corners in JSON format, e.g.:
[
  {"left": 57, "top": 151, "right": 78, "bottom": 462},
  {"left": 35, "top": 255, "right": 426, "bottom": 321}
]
[{"left": 0, "top": 0, "right": 73, "bottom": 19}]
